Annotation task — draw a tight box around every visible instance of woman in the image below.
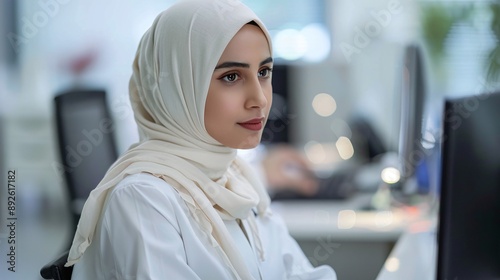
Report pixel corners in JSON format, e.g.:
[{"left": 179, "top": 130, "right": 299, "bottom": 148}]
[{"left": 67, "top": 0, "right": 337, "bottom": 279}]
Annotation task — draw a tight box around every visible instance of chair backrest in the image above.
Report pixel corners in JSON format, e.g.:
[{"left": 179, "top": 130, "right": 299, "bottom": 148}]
[
  {"left": 40, "top": 251, "right": 73, "bottom": 280},
  {"left": 54, "top": 89, "right": 118, "bottom": 224}
]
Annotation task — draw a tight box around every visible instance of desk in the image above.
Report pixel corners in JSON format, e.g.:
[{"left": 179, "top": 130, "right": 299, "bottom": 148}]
[
  {"left": 376, "top": 229, "right": 437, "bottom": 280},
  {"left": 272, "top": 193, "right": 428, "bottom": 280}
]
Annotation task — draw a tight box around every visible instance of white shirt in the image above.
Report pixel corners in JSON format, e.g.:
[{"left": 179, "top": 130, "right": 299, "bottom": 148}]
[{"left": 71, "top": 173, "right": 336, "bottom": 280}]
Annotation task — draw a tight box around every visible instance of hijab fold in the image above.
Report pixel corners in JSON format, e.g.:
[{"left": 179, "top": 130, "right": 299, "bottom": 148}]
[{"left": 66, "top": 1, "right": 273, "bottom": 279}]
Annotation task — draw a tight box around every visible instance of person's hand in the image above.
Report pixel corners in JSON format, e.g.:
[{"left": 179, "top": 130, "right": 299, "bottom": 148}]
[{"left": 261, "top": 145, "right": 319, "bottom": 196}]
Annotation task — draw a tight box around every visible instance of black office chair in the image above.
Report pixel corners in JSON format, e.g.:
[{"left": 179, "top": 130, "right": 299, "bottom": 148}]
[
  {"left": 53, "top": 89, "right": 118, "bottom": 236},
  {"left": 41, "top": 89, "right": 119, "bottom": 279},
  {"left": 40, "top": 251, "right": 72, "bottom": 280}
]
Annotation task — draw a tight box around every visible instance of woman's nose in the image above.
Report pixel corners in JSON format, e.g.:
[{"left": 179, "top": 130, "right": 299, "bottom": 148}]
[{"left": 245, "top": 77, "right": 268, "bottom": 109}]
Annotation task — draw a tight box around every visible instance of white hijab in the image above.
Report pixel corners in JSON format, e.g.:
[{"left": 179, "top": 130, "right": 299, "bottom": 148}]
[{"left": 66, "top": 1, "right": 273, "bottom": 279}]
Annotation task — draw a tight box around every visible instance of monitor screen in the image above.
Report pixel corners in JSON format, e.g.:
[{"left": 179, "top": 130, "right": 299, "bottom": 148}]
[
  {"left": 436, "top": 91, "right": 500, "bottom": 279},
  {"left": 262, "top": 64, "right": 291, "bottom": 144}
]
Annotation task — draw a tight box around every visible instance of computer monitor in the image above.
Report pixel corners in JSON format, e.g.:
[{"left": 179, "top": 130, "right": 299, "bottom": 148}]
[
  {"left": 397, "top": 44, "right": 426, "bottom": 193},
  {"left": 436, "top": 91, "right": 500, "bottom": 279},
  {"left": 262, "top": 64, "right": 290, "bottom": 144}
]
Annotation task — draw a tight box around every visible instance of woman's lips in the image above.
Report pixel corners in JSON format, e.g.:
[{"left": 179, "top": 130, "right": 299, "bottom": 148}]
[{"left": 238, "top": 118, "right": 264, "bottom": 131}]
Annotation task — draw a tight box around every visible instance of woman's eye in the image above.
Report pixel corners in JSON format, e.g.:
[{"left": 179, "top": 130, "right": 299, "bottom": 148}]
[
  {"left": 258, "top": 68, "right": 272, "bottom": 78},
  {"left": 222, "top": 73, "right": 238, "bottom": 82}
]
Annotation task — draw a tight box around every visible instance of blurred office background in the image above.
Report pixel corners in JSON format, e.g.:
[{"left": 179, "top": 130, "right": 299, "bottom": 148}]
[{"left": 1, "top": 0, "right": 499, "bottom": 279}]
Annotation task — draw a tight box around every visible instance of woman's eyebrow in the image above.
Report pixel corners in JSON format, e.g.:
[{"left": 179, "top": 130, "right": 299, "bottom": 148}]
[
  {"left": 215, "top": 61, "right": 249, "bottom": 70},
  {"left": 214, "top": 57, "right": 273, "bottom": 70},
  {"left": 259, "top": 57, "right": 273, "bottom": 66}
]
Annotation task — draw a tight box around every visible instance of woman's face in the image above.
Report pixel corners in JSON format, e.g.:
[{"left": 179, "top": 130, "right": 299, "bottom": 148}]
[{"left": 205, "top": 24, "right": 273, "bottom": 149}]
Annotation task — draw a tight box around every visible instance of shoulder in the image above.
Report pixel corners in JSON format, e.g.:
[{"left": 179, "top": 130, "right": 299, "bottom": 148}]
[
  {"left": 103, "top": 173, "right": 185, "bottom": 226},
  {"left": 114, "top": 172, "right": 172, "bottom": 191},
  {"left": 111, "top": 173, "right": 179, "bottom": 201}
]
